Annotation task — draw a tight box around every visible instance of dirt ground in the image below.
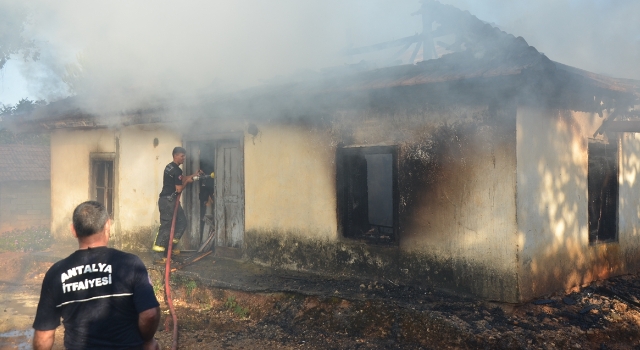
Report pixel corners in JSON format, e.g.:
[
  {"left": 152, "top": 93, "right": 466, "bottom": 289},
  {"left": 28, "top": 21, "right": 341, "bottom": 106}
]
[{"left": 2, "top": 251, "right": 640, "bottom": 349}]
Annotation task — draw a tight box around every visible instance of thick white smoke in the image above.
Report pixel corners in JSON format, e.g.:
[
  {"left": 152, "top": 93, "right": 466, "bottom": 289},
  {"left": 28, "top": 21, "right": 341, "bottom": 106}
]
[
  {"left": 16, "top": 0, "right": 420, "bottom": 109},
  {"left": 1, "top": 0, "right": 638, "bottom": 107}
]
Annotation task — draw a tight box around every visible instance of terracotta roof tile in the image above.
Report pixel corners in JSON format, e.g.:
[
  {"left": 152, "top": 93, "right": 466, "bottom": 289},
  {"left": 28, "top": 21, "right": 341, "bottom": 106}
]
[{"left": 0, "top": 145, "right": 50, "bottom": 181}]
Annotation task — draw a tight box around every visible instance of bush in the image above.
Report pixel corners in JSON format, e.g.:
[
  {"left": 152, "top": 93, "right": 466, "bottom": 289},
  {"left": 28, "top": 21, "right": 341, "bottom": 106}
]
[{"left": 0, "top": 226, "right": 53, "bottom": 252}]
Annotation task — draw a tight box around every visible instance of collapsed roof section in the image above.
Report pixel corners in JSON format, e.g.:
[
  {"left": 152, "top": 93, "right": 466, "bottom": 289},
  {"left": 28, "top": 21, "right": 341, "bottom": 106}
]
[
  {"left": 231, "top": 0, "right": 640, "bottom": 125},
  {"left": 315, "top": 0, "right": 640, "bottom": 110},
  {"left": 10, "top": 0, "right": 640, "bottom": 133},
  {"left": 344, "top": 0, "right": 541, "bottom": 65}
]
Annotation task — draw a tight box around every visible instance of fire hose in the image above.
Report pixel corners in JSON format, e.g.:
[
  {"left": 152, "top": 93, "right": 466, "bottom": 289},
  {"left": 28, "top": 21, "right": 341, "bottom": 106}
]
[
  {"left": 164, "top": 172, "right": 214, "bottom": 350},
  {"left": 164, "top": 191, "right": 181, "bottom": 350}
]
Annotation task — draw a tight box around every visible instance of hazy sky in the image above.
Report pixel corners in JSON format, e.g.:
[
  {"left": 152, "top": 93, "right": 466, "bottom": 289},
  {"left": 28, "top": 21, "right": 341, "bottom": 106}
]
[{"left": 0, "top": 0, "right": 638, "bottom": 106}]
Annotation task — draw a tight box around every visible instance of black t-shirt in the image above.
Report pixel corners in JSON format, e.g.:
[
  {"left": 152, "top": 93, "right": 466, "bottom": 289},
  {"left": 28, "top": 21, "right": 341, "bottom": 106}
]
[
  {"left": 159, "top": 162, "right": 183, "bottom": 197},
  {"left": 33, "top": 247, "right": 160, "bottom": 349}
]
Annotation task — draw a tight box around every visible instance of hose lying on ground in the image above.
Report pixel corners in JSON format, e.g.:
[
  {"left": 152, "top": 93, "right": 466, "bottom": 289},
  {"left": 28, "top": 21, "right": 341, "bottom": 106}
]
[{"left": 164, "top": 192, "right": 181, "bottom": 350}]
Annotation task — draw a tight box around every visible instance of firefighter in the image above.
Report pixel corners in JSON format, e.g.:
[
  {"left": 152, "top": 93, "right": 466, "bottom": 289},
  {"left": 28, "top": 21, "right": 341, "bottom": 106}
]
[{"left": 152, "top": 146, "right": 202, "bottom": 261}]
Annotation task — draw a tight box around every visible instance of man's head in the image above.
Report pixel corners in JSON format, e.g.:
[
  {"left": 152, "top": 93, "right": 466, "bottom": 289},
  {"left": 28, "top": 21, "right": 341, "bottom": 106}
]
[
  {"left": 72, "top": 201, "right": 110, "bottom": 238},
  {"left": 172, "top": 147, "right": 186, "bottom": 165}
]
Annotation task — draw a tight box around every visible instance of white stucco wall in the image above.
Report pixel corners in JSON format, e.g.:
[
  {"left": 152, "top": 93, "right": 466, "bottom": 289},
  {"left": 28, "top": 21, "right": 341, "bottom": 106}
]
[
  {"left": 51, "top": 128, "right": 116, "bottom": 238},
  {"left": 244, "top": 124, "right": 337, "bottom": 239},
  {"left": 618, "top": 132, "right": 640, "bottom": 270},
  {"left": 116, "top": 125, "right": 182, "bottom": 245},
  {"left": 515, "top": 107, "right": 640, "bottom": 300},
  {"left": 50, "top": 125, "right": 182, "bottom": 247}
]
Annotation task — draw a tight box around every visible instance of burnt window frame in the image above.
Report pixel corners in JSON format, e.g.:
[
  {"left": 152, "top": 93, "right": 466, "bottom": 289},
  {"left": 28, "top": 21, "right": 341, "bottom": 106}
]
[
  {"left": 587, "top": 138, "right": 619, "bottom": 245},
  {"left": 90, "top": 153, "right": 115, "bottom": 218},
  {"left": 336, "top": 145, "right": 399, "bottom": 245}
]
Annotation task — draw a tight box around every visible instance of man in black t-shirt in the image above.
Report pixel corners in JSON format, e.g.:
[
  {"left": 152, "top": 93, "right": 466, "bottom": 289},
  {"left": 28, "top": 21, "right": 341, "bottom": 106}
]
[
  {"left": 33, "top": 201, "right": 160, "bottom": 350},
  {"left": 152, "top": 146, "right": 202, "bottom": 259}
]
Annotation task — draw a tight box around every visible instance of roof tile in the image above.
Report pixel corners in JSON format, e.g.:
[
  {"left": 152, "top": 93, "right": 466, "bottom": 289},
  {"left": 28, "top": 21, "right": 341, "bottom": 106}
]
[{"left": 0, "top": 145, "right": 50, "bottom": 181}]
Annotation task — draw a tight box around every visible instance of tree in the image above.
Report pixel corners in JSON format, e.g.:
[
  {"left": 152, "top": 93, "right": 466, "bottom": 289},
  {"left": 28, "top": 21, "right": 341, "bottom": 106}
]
[
  {"left": 0, "top": 98, "right": 49, "bottom": 145},
  {"left": 0, "top": 1, "right": 39, "bottom": 70}
]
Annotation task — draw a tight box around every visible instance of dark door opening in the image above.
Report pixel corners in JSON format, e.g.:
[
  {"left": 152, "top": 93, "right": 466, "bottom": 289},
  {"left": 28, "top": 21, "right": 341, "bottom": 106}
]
[
  {"left": 186, "top": 141, "right": 216, "bottom": 248},
  {"left": 588, "top": 139, "right": 618, "bottom": 244},
  {"left": 185, "top": 139, "right": 244, "bottom": 251},
  {"left": 337, "top": 146, "right": 397, "bottom": 244}
]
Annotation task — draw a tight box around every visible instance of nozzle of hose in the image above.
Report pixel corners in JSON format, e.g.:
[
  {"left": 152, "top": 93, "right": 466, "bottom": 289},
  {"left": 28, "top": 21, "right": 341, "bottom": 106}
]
[{"left": 193, "top": 172, "right": 215, "bottom": 181}]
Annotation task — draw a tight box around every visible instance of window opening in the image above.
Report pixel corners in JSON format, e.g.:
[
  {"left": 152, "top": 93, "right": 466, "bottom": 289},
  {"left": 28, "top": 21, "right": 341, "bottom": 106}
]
[
  {"left": 92, "top": 159, "right": 114, "bottom": 217},
  {"left": 337, "top": 146, "right": 397, "bottom": 244},
  {"left": 588, "top": 139, "right": 618, "bottom": 243}
]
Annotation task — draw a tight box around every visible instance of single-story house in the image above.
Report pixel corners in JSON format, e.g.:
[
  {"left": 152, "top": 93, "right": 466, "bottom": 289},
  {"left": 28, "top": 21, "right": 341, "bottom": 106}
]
[
  {"left": 15, "top": 1, "right": 640, "bottom": 302},
  {"left": 0, "top": 144, "right": 51, "bottom": 233}
]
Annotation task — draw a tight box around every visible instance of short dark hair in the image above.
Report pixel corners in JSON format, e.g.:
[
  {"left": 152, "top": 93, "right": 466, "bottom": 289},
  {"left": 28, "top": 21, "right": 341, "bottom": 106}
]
[
  {"left": 172, "top": 147, "right": 186, "bottom": 156},
  {"left": 72, "top": 201, "right": 109, "bottom": 238}
]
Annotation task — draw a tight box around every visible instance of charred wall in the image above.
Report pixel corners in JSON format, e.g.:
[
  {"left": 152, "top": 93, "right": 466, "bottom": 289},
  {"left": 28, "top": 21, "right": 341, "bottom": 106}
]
[
  {"left": 243, "top": 97, "right": 521, "bottom": 301},
  {"left": 245, "top": 229, "right": 517, "bottom": 302}
]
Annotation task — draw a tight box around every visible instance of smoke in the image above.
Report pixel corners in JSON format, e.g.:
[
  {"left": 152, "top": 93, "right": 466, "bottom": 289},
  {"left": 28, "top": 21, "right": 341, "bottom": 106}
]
[
  {"left": 16, "top": 0, "right": 420, "bottom": 111},
  {"left": 3, "top": 0, "right": 639, "bottom": 110},
  {"left": 439, "top": 0, "right": 640, "bottom": 80}
]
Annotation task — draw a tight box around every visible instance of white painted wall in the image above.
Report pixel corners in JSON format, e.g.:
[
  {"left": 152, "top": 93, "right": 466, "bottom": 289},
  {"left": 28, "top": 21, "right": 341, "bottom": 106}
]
[
  {"left": 116, "top": 125, "right": 182, "bottom": 241},
  {"left": 515, "top": 107, "right": 640, "bottom": 300},
  {"left": 50, "top": 128, "right": 116, "bottom": 238},
  {"left": 618, "top": 132, "right": 640, "bottom": 270},
  {"left": 244, "top": 123, "right": 337, "bottom": 239},
  {"left": 50, "top": 125, "right": 182, "bottom": 246}
]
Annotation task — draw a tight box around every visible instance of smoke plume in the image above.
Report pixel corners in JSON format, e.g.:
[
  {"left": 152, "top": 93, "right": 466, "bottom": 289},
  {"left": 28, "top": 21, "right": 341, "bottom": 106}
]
[{"left": 1, "top": 0, "right": 638, "bottom": 109}]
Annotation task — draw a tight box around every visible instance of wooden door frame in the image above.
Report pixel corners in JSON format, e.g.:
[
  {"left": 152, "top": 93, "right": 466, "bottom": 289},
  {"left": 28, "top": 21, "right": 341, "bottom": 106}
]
[
  {"left": 183, "top": 133, "right": 244, "bottom": 250},
  {"left": 213, "top": 138, "right": 245, "bottom": 249}
]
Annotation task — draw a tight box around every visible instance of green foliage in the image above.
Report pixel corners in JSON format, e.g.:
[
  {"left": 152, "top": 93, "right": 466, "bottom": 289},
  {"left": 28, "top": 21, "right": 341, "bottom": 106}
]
[
  {"left": 0, "top": 226, "right": 53, "bottom": 252},
  {"left": 152, "top": 276, "right": 164, "bottom": 296},
  {"left": 0, "top": 129, "right": 49, "bottom": 145},
  {"left": 0, "top": 98, "right": 49, "bottom": 145},
  {"left": 224, "top": 295, "right": 249, "bottom": 318},
  {"left": 1, "top": 98, "right": 47, "bottom": 121},
  {"left": 2, "top": 98, "right": 45, "bottom": 115},
  {"left": 185, "top": 280, "right": 197, "bottom": 297}
]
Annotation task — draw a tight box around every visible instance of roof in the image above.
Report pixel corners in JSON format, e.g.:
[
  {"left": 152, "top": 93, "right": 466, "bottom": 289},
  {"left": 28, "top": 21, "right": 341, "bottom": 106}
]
[
  {"left": 238, "top": 1, "right": 640, "bottom": 107},
  {"left": 10, "top": 0, "right": 640, "bottom": 131},
  {"left": 0, "top": 145, "right": 50, "bottom": 181},
  {"left": 316, "top": 42, "right": 553, "bottom": 92}
]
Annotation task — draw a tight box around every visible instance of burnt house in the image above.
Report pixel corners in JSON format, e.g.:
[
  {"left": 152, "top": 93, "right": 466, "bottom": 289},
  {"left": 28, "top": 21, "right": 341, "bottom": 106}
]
[{"left": 15, "top": 1, "right": 640, "bottom": 302}]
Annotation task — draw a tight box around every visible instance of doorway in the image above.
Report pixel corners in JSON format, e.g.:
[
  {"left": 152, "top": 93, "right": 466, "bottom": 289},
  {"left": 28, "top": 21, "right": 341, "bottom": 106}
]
[{"left": 185, "top": 138, "right": 244, "bottom": 250}]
